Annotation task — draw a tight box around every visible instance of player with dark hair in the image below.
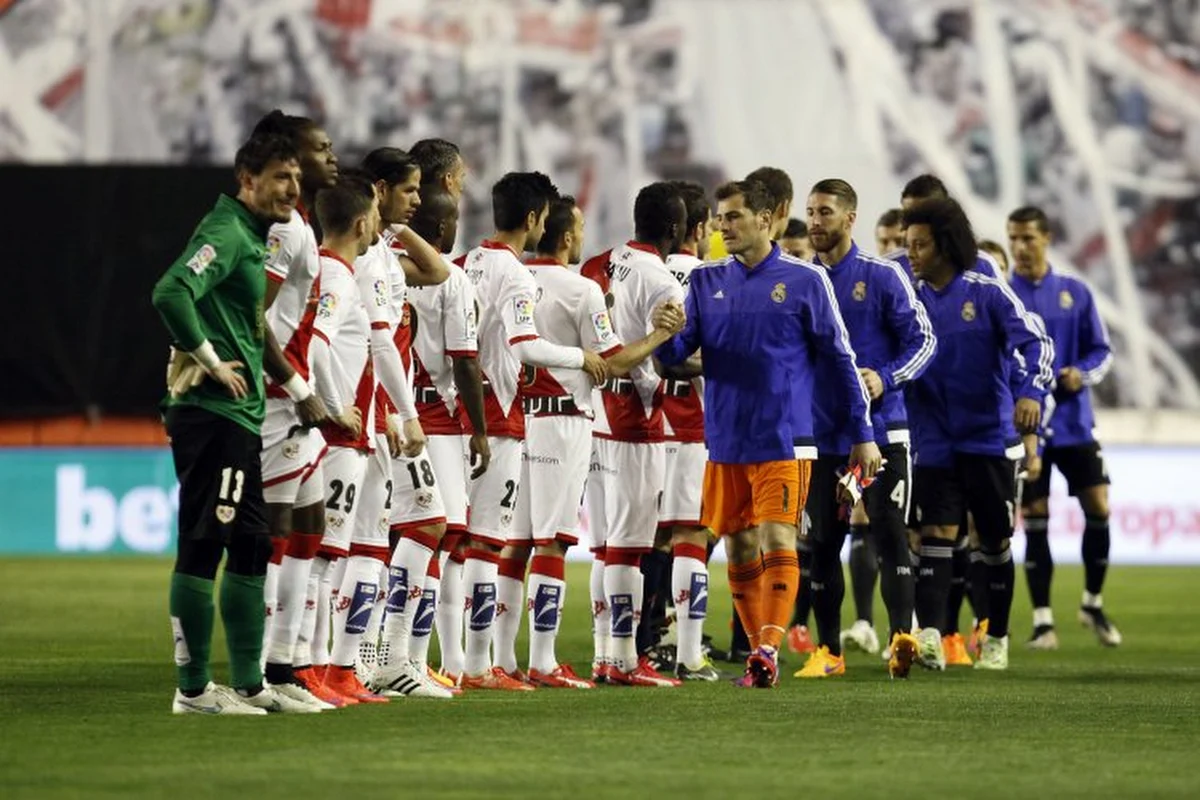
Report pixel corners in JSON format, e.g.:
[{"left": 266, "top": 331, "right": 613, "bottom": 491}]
[
  {"left": 903, "top": 197, "right": 1055, "bottom": 671},
  {"left": 409, "top": 138, "right": 467, "bottom": 200},
  {"left": 154, "top": 133, "right": 326, "bottom": 714},
  {"left": 795, "top": 179, "right": 934, "bottom": 679},
  {"left": 875, "top": 209, "right": 905, "bottom": 256},
  {"left": 901, "top": 173, "right": 950, "bottom": 205},
  {"left": 458, "top": 172, "right": 607, "bottom": 690},
  {"left": 745, "top": 166, "right": 794, "bottom": 239},
  {"left": 779, "top": 218, "right": 813, "bottom": 260},
  {"left": 656, "top": 179, "right": 880, "bottom": 688},
  {"left": 1007, "top": 205, "right": 1119, "bottom": 649},
  {"left": 978, "top": 240, "right": 1009, "bottom": 274}
]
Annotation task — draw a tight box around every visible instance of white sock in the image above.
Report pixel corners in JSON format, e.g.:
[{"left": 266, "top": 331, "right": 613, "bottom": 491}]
[
  {"left": 359, "top": 563, "right": 388, "bottom": 668},
  {"left": 437, "top": 554, "right": 466, "bottom": 676},
  {"left": 410, "top": 568, "right": 439, "bottom": 668},
  {"left": 379, "top": 537, "right": 436, "bottom": 667},
  {"left": 329, "top": 555, "right": 382, "bottom": 667},
  {"left": 263, "top": 558, "right": 280, "bottom": 640},
  {"left": 1032, "top": 606, "right": 1055, "bottom": 628},
  {"left": 672, "top": 551, "right": 708, "bottom": 670},
  {"left": 1082, "top": 591, "right": 1102, "bottom": 609},
  {"left": 267, "top": 552, "right": 316, "bottom": 665},
  {"left": 590, "top": 556, "right": 610, "bottom": 667},
  {"left": 301, "top": 556, "right": 332, "bottom": 667},
  {"left": 493, "top": 567, "right": 526, "bottom": 674},
  {"left": 604, "top": 561, "right": 643, "bottom": 673},
  {"left": 527, "top": 556, "right": 566, "bottom": 674},
  {"left": 463, "top": 551, "right": 499, "bottom": 676}
]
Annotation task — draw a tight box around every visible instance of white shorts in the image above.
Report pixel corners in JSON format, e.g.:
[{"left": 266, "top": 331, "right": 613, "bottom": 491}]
[
  {"left": 512, "top": 415, "right": 590, "bottom": 547},
  {"left": 658, "top": 440, "right": 706, "bottom": 527},
  {"left": 261, "top": 407, "right": 327, "bottom": 507},
  {"left": 318, "top": 446, "right": 369, "bottom": 558},
  {"left": 466, "top": 436, "right": 522, "bottom": 547},
  {"left": 430, "top": 434, "right": 469, "bottom": 531},
  {"left": 351, "top": 435, "right": 393, "bottom": 552},
  {"left": 586, "top": 438, "right": 665, "bottom": 553},
  {"left": 389, "top": 447, "right": 448, "bottom": 529}
]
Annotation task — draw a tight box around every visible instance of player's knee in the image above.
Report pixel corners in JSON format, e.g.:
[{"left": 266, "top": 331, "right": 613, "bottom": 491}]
[
  {"left": 1024, "top": 497, "right": 1049, "bottom": 517},
  {"left": 977, "top": 533, "right": 1012, "bottom": 556},
  {"left": 670, "top": 526, "right": 709, "bottom": 549},
  {"left": 724, "top": 531, "right": 758, "bottom": 565},
  {"left": 1079, "top": 486, "right": 1109, "bottom": 519},
  {"left": 174, "top": 537, "right": 225, "bottom": 580},
  {"left": 293, "top": 501, "right": 325, "bottom": 535},
  {"left": 760, "top": 521, "right": 796, "bottom": 553},
  {"left": 226, "top": 533, "right": 272, "bottom": 577},
  {"left": 849, "top": 501, "right": 869, "bottom": 526},
  {"left": 266, "top": 502, "right": 293, "bottom": 538},
  {"left": 501, "top": 542, "right": 532, "bottom": 561},
  {"left": 924, "top": 525, "right": 958, "bottom": 542}
]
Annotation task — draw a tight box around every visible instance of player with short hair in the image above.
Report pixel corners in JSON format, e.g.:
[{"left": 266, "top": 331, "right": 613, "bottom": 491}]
[
  {"left": 794, "top": 179, "right": 933, "bottom": 680},
  {"left": 410, "top": 138, "right": 468, "bottom": 201},
  {"left": 977, "top": 240, "right": 1009, "bottom": 273},
  {"left": 745, "top": 166, "right": 794, "bottom": 240},
  {"left": 580, "top": 182, "right": 689, "bottom": 687},
  {"left": 779, "top": 218, "right": 814, "bottom": 261},
  {"left": 458, "top": 172, "right": 608, "bottom": 691},
  {"left": 1007, "top": 205, "right": 1119, "bottom": 649},
  {"left": 892, "top": 174, "right": 1003, "bottom": 279},
  {"left": 656, "top": 179, "right": 881, "bottom": 688},
  {"left": 154, "top": 133, "right": 323, "bottom": 714},
  {"left": 875, "top": 209, "right": 905, "bottom": 256},
  {"left": 904, "top": 197, "right": 1054, "bottom": 671}
]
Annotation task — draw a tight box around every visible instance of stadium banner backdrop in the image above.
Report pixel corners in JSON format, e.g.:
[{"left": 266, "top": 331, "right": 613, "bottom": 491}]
[{"left": 2, "top": 445, "right": 1199, "bottom": 563}]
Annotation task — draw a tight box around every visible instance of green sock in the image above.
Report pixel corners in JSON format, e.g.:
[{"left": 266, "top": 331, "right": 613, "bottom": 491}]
[
  {"left": 169, "top": 573, "right": 215, "bottom": 693},
  {"left": 220, "top": 571, "right": 266, "bottom": 691}
]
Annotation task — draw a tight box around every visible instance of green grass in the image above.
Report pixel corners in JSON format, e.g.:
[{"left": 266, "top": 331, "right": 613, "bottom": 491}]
[{"left": 1, "top": 559, "right": 1198, "bottom": 798}]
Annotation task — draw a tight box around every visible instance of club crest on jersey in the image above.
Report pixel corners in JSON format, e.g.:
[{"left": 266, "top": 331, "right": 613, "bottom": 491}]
[
  {"left": 771, "top": 282, "right": 787, "bottom": 303},
  {"left": 853, "top": 281, "right": 867, "bottom": 301},
  {"left": 961, "top": 300, "right": 977, "bottom": 321},
  {"left": 374, "top": 279, "right": 389, "bottom": 308},
  {"left": 317, "top": 291, "right": 338, "bottom": 319},
  {"left": 325, "top": 513, "right": 344, "bottom": 530},
  {"left": 282, "top": 441, "right": 300, "bottom": 460},
  {"left": 1059, "top": 290, "right": 1074, "bottom": 309},
  {"left": 186, "top": 244, "right": 217, "bottom": 275},
  {"left": 416, "top": 489, "right": 434, "bottom": 509},
  {"left": 214, "top": 503, "right": 236, "bottom": 524},
  {"left": 514, "top": 297, "right": 535, "bottom": 325}
]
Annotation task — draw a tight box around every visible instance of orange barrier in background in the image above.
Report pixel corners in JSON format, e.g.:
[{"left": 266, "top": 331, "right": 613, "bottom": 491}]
[{"left": 0, "top": 417, "right": 167, "bottom": 447}]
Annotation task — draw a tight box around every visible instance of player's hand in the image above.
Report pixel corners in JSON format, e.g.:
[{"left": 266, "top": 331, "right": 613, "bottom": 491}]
[
  {"left": 386, "top": 415, "right": 403, "bottom": 458},
  {"left": 848, "top": 440, "right": 883, "bottom": 478},
  {"left": 295, "top": 394, "right": 329, "bottom": 427},
  {"left": 1022, "top": 450, "right": 1043, "bottom": 483},
  {"left": 401, "top": 417, "right": 426, "bottom": 458},
  {"left": 334, "top": 406, "right": 363, "bottom": 438},
  {"left": 582, "top": 350, "right": 609, "bottom": 385},
  {"left": 1014, "top": 397, "right": 1042, "bottom": 434},
  {"left": 1058, "top": 366, "right": 1084, "bottom": 394},
  {"left": 210, "top": 361, "right": 248, "bottom": 400},
  {"left": 858, "top": 367, "right": 885, "bottom": 401},
  {"left": 166, "top": 348, "right": 207, "bottom": 398},
  {"left": 652, "top": 302, "right": 685, "bottom": 334},
  {"left": 469, "top": 432, "right": 491, "bottom": 479}
]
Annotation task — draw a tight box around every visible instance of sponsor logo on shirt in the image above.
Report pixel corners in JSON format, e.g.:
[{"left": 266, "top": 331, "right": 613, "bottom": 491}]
[{"left": 186, "top": 244, "right": 217, "bottom": 276}]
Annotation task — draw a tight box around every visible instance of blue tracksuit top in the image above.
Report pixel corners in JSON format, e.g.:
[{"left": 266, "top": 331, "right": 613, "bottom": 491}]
[
  {"left": 656, "top": 243, "right": 872, "bottom": 464},
  {"left": 890, "top": 248, "right": 1002, "bottom": 282},
  {"left": 1009, "top": 266, "right": 1111, "bottom": 446},
  {"left": 811, "top": 242, "right": 936, "bottom": 454},
  {"left": 908, "top": 270, "right": 1055, "bottom": 467}
]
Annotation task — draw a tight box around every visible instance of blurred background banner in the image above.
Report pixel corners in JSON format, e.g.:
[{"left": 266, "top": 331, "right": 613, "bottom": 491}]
[{"left": 2, "top": 0, "right": 1199, "bottom": 416}]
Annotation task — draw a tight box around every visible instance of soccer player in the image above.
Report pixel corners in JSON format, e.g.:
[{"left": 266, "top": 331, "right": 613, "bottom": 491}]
[
  {"left": 904, "top": 197, "right": 1055, "bottom": 671},
  {"left": 875, "top": 209, "right": 905, "bottom": 257},
  {"left": 1007, "top": 206, "right": 1119, "bottom": 648},
  {"left": 410, "top": 138, "right": 468, "bottom": 201},
  {"left": 503, "top": 195, "right": 683, "bottom": 687},
  {"left": 459, "top": 172, "right": 607, "bottom": 690},
  {"left": 746, "top": 166, "right": 794, "bottom": 240},
  {"left": 779, "top": 218, "right": 814, "bottom": 261},
  {"left": 977, "top": 240, "right": 1009, "bottom": 273},
  {"left": 892, "top": 174, "right": 1003, "bottom": 279},
  {"left": 580, "top": 182, "right": 690, "bottom": 687},
  {"left": 153, "top": 133, "right": 324, "bottom": 714},
  {"left": 660, "top": 180, "right": 722, "bottom": 681},
  {"left": 797, "top": 179, "right": 934, "bottom": 680},
  {"left": 655, "top": 179, "right": 881, "bottom": 688}
]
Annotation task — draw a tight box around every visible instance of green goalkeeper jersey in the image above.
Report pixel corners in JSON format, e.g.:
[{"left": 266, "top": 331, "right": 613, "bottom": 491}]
[{"left": 152, "top": 195, "right": 271, "bottom": 434}]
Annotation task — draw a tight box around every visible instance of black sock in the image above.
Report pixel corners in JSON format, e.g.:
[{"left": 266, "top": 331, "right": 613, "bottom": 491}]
[
  {"left": 877, "top": 529, "right": 915, "bottom": 636},
  {"left": 637, "top": 549, "right": 671, "bottom": 654},
  {"left": 1023, "top": 514, "right": 1053, "bottom": 609},
  {"left": 263, "top": 662, "right": 295, "bottom": 686},
  {"left": 792, "top": 541, "right": 813, "bottom": 627},
  {"left": 915, "top": 537, "right": 953, "bottom": 632},
  {"left": 810, "top": 538, "right": 846, "bottom": 657},
  {"left": 1082, "top": 515, "right": 1110, "bottom": 597},
  {"left": 967, "top": 550, "right": 990, "bottom": 624},
  {"left": 982, "top": 546, "right": 1015, "bottom": 639},
  {"left": 848, "top": 525, "right": 878, "bottom": 624},
  {"left": 944, "top": 540, "right": 968, "bottom": 635},
  {"left": 730, "top": 606, "right": 749, "bottom": 653}
]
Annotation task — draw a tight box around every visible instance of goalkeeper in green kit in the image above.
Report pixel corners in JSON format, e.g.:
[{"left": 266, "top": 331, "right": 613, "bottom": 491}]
[{"left": 152, "top": 134, "right": 329, "bottom": 714}]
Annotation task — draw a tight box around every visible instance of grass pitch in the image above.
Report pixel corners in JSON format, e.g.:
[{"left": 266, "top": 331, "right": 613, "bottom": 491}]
[{"left": 1, "top": 559, "right": 1197, "bottom": 798}]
